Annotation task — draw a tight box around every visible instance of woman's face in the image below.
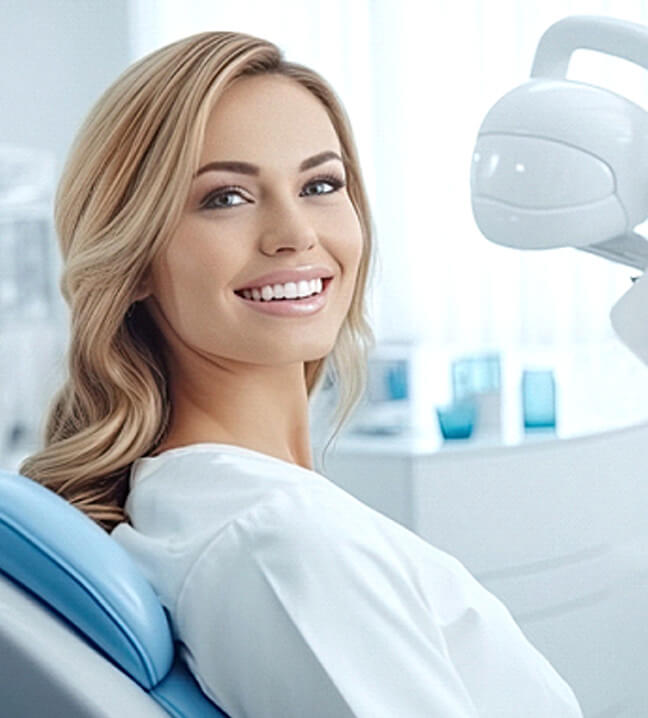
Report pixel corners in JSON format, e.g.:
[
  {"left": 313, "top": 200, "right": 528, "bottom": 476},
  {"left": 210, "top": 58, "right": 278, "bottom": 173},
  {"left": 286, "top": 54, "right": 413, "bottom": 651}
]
[{"left": 144, "top": 73, "right": 364, "bottom": 367}]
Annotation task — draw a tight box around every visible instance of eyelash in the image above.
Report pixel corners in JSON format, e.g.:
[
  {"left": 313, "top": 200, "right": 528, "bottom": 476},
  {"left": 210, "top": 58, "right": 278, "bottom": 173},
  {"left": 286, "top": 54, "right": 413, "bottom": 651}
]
[{"left": 200, "top": 173, "right": 346, "bottom": 211}]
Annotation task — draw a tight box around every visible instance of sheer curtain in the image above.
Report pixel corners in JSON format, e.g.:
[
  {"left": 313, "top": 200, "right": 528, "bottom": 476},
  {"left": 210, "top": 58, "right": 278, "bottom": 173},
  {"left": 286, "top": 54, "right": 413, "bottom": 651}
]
[{"left": 128, "top": 0, "right": 648, "bottom": 432}]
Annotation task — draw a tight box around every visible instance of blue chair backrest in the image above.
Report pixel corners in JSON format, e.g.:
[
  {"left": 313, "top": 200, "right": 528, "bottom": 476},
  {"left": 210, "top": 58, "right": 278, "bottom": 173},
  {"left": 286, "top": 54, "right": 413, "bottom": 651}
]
[{"left": 0, "top": 469, "right": 229, "bottom": 717}]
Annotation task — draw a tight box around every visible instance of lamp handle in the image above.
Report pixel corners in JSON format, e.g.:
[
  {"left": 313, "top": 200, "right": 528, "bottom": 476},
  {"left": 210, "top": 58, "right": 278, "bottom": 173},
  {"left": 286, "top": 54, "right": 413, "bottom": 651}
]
[{"left": 531, "top": 15, "right": 648, "bottom": 79}]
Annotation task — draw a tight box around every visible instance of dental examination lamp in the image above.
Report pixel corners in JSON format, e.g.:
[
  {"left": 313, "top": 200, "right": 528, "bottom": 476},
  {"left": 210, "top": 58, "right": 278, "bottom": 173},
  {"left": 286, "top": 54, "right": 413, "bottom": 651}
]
[{"left": 470, "top": 15, "right": 648, "bottom": 365}]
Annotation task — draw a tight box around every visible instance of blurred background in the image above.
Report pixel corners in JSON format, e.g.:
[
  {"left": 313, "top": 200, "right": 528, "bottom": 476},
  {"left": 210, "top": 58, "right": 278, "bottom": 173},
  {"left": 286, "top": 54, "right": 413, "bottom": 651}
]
[{"left": 4, "top": 3, "right": 648, "bottom": 714}]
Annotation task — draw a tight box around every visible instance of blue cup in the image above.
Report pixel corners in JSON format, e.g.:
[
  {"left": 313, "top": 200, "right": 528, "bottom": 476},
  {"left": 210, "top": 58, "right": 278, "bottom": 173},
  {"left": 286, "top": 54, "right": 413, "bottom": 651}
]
[
  {"left": 522, "top": 369, "right": 556, "bottom": 430},
  {"left": 387, "top": 362, "right": 409, "bottom": 400},
  {"left": 436, "top": 400, "right": 477, "bottom": 439}
]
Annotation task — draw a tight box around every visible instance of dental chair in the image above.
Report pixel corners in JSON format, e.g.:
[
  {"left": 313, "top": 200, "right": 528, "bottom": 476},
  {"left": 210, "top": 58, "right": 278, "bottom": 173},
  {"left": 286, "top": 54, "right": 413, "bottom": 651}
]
[{"left": 0, "top": 468, "right": 229, "bottom": 717}]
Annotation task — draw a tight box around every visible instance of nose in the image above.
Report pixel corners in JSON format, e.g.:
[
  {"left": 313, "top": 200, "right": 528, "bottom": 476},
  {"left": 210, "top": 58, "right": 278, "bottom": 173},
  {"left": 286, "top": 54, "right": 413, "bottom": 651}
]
[{"left": 259, "top": 192, "right": 319, "bottom": 254}]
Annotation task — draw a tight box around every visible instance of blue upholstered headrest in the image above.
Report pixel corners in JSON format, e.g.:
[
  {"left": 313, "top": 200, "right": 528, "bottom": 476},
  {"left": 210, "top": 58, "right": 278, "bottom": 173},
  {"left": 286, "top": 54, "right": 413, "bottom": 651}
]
[{"left": 0, "top": 470, "right": 174, "bottom": 688}]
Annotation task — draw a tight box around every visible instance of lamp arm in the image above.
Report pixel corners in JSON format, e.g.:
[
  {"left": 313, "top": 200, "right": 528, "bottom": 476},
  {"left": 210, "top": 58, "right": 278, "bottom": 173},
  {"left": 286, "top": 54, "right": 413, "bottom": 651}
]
[{"left": 578, "top": 232, "right": 648, "bottom": 271}]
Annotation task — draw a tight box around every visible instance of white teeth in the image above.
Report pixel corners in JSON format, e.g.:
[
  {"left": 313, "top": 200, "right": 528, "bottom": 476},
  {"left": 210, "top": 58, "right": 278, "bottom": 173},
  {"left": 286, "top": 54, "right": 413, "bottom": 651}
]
[{"left": 242, "top": 277, "right": 324, "bottom": 301}]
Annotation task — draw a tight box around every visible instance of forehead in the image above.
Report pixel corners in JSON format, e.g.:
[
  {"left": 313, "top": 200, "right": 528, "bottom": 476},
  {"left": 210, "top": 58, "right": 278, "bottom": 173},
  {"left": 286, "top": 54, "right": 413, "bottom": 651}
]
[{"left": 200, "top": 74, "right": 341, "bottom": 166}]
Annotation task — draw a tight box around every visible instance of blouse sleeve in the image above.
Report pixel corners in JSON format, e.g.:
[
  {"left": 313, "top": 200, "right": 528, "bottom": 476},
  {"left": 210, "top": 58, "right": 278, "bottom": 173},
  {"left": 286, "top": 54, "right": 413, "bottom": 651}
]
[{"left": 169, "top": 481, "right": 579, "bottom": 718}]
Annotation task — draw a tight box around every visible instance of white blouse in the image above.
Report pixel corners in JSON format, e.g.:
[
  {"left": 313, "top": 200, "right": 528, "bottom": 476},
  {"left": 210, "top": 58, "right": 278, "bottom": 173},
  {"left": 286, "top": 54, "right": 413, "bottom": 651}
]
[{"left": 110, "top": 443, "right": 583, "bottom": 718}]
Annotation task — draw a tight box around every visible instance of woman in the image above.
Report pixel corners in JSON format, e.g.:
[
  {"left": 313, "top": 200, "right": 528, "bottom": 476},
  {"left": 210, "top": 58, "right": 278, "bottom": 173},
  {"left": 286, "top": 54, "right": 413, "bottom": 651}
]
[{"left": 19, "top": 30, "right": 583, "bottom": 717}]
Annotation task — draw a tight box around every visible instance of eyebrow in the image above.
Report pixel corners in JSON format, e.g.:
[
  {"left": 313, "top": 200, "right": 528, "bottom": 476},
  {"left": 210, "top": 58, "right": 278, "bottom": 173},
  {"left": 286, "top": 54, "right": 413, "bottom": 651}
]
[{"left": 193, "top": 150, "right": 343, "bottom": 179}]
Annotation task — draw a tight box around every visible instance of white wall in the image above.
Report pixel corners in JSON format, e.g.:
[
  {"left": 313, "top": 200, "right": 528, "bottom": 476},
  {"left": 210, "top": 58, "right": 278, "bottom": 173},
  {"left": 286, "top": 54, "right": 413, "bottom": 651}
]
[
  {"left": 2, "top": 0, "right": 132, "bottom": 184},
  {"left": 1, "top": 1, "right": 134, "bottom": 462}
]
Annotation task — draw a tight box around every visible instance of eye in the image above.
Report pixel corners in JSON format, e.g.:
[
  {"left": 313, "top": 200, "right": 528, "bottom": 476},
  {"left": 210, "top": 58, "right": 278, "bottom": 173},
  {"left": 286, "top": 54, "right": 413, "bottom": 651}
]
[
  {"left": 200, "top": 173, "right": 346, "bottom": 211},
  {"left": 201, "top": 187, "right": 247, "bottom": 210},
  {"left": 301, "top": 174, "right": 346, "bottom": 197}
]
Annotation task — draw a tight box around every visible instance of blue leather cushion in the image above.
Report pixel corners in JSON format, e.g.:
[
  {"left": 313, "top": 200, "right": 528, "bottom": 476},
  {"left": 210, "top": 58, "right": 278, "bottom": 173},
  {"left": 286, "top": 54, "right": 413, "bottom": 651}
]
[
  {"left": 153, "top": 652, "right": 230, "bottom": 717},
  {"left": 0, "top": 470, "right": 174, "bottom": 688}
]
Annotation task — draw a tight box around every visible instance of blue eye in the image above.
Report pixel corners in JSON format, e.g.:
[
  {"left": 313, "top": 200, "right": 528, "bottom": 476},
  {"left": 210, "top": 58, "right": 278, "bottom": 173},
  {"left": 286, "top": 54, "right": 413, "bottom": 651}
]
[
  {"left": 301, "top": 175, "right": 345, "bottom": 197},
  {"left": 200, "top": 174, "right": 346, "bottom": 211}
]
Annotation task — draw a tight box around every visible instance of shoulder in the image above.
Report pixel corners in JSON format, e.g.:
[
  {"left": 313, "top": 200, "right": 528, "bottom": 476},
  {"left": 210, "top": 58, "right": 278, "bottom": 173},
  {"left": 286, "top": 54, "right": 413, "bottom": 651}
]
[{"left": 124, "top": 447, "right": 319, "bottom": 537}]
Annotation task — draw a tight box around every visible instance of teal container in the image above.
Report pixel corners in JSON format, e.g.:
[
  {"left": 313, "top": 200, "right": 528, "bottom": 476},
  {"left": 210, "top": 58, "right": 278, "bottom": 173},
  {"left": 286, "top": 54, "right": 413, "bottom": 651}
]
[
  {"left": 451, "top": 353, "right": 501, "bottom": 401},
  {"left": 436, "top": 400, "right": 477, "bottom": 439},
  {"left": 522, "top": 369, "right": 556, "bottom": 430},
  {"left": 387, "top": 362, "right": 409, "bottom": 400}
]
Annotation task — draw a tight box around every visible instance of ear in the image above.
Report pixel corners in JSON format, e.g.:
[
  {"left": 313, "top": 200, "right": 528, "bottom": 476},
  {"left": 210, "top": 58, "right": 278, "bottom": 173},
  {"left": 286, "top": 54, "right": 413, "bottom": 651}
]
[{"left": 132, "top": 273, "right": 152, "bottom": 303}]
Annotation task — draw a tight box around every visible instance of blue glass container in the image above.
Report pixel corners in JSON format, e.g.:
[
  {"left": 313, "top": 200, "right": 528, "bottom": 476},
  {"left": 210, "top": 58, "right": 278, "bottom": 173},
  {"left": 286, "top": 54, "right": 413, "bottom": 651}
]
[
  {"left": 522, "top": 369, "right": 556, "bottom": 430},
  {"left": 451, "top": 353, "right": 501, "bottom": 401},
  {"left": 436, "top": 400, "right": 477, "bottom": 439}
]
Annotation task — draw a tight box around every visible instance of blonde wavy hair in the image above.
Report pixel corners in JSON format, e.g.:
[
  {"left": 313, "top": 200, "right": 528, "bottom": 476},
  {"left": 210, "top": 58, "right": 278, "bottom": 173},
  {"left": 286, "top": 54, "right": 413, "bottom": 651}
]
[{"left": 19, "top": 30, "right": 377, "bottom": 533}]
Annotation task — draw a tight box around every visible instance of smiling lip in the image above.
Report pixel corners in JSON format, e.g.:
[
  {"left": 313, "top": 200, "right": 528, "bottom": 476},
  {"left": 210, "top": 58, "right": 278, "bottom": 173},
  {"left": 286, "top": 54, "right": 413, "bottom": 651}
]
[{"left": 234, "top": 277, "right": 333, "bottom": 317}]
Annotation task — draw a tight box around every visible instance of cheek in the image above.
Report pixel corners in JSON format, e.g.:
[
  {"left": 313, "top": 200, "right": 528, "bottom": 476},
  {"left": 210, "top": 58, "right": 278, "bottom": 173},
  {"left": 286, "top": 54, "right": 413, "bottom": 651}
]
[
  {"left": 338, "top": 205, "right": 364, "bottom": 271},
  {"left": 326, "top": 207, "right": 364, "bottom": 305},
  {"left": 164, "top": 226, "right": 230, "bottom": 290},
  {"left": 152, "top": 242, "right": 213, "bottom": 322}
]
